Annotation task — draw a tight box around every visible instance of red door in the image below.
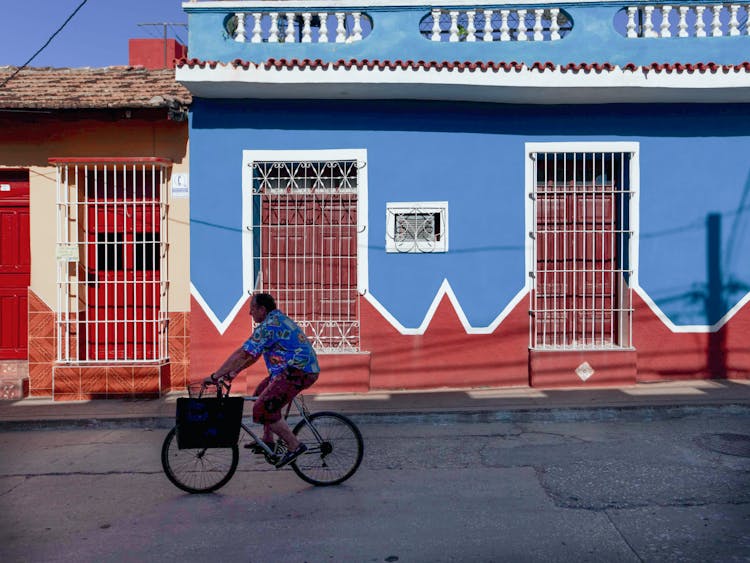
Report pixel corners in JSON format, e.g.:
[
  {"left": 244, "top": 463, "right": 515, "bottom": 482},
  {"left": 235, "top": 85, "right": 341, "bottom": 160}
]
[{"left": 0, "top": 170, "right": 30, "bottom": 359}]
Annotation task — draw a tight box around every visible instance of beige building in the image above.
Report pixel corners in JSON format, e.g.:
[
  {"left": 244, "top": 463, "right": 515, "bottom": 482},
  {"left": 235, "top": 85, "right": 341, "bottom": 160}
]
[{"left": 0, "top": 64, "right": 192, "bottom": 399}]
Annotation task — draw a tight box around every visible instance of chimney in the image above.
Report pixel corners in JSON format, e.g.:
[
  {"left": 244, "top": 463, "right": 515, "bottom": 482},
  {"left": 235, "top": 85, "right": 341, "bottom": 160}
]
[{"left": 128, "top": 38, "right": 187, "bottom": 69}]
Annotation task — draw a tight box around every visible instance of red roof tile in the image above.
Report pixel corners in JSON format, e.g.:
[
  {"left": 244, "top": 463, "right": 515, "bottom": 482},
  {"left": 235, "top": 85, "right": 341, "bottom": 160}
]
[{"left": 0, "top": 66, "right": 192, "bottom": 110}]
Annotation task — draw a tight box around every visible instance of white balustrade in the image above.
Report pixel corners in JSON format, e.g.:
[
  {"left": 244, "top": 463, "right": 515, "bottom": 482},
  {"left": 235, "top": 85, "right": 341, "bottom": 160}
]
[
  {"left": 624, "top": 3, "right": 750, "bottom": 38},
  {"left": 229, "top": 11, "right": 369, "bottom": 43},
  {"left": 228, "top": 5, "right": 747, "bottom": 46},
  {"left": 427, "top": 7, "right": 568, "bottom": 42}
]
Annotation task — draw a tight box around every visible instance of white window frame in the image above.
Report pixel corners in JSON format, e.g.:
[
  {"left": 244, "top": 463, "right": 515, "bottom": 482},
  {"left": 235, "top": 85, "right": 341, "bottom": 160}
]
[
  {"left": 241, "top": 149, "right": 368, "bottom": 352},
  {"left": 53, "top": 159, "right": 170, "bottom": 363},
  {"left": 386, "top": 201, "right": 449, "bottom": 253},
  {"left": 525, "top": 141, "right": 639, "bottom": 351}
]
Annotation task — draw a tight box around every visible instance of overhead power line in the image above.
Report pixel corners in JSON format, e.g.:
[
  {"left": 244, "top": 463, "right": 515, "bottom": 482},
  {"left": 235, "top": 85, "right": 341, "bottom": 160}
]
[{"left": 0, "top": 0, "right": 90, "bottom": 89}]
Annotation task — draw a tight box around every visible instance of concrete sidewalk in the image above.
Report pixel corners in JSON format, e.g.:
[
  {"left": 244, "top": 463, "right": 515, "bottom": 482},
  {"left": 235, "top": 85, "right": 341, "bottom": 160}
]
[{"left": 1, "top": 379, "right": 750, "bottom": 429}]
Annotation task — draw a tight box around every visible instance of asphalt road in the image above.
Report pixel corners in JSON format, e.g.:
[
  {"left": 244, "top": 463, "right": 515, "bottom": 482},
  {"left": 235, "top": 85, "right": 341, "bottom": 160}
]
[{"left": 1, "top": 411, "right": 749, "bottom": 562}]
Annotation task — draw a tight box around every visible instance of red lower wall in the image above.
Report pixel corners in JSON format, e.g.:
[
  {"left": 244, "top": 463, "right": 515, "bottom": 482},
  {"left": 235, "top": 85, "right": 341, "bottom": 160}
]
[
  {"left": 632, "top": 291, "right": 750, "bottom": 382},
  {"left": 187, "top": 292, "right": 750, "bottom": 394}
]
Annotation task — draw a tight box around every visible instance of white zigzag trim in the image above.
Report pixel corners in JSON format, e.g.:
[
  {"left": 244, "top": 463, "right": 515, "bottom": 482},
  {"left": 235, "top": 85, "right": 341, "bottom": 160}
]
[
  {"left": 363, "top": 279, "right": 528, "bottom": 335},
  {"left": 190, "top": 283, "right": 250, "bottom": 335},
  {"left": 633, "top": 285, "right": 750, "bottom": 334}
]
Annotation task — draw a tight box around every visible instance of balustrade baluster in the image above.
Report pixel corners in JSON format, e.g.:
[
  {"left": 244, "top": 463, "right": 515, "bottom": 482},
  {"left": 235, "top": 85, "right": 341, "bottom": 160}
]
[
  {"left": 251, "top": 13, "right": 262, "bottom": 43},
  {"left": 626, "top": 7, "right": 638, "bottom": 38},
  {"left": 729, "top": 4, "right": 741, "bottom": 36},
  {"left": 711, "top": 5, "right": 723, "bottom": 36},
  {"left": 269, "top": 12, "right": 280, "bottom": 43},
  {"left": 500, "top": 10, "right": 510, "bottom": 41},
  {"left": 466, "top": 10, "right": 476, "bottom": 42},
  {"left": 431, "top": 9, "right": 442, "bottom": 41},
  {"left": 235, "top": 12, "right": 246, "bottom": 42},
  {"left": 517, "top": 9, "right": 528, "bottom": 41},
  {"left": 286, "top": 12, "right": 296, "bottom": 42},
  {"left": 449, "top": 11, "right": 459, "bottom": 42},
  {"left": 534, "top": 9, "right": 544, "bottom": 41},
  {"left": 550, "top": 8, "right": 561, "bottom": 40},
  {"left": 695, "top": 6, "right": 707, "bottom": 37},
  {"left": 302, "top": 13, "right": 312, "bottom": 42},
  {"left": 660, "top": 5, "right": 672, "bottom": 37},
  {"left": 319, "top": 12, "right": 329, "bottom": 43},
  {"left": 677, "top": 6, "right": 689, "bottom": 37},
  {"left": 335, "top": 13, "right": 346, "bottom": 43},
  {"left": 483, "top": 9, "right": 493, "bottom": 41},
  {"left": 352, "top": 13, "right": 363, "bottom": 41},
  {"left": 644, "top": 6, "right": 657, "bottom": 37}
]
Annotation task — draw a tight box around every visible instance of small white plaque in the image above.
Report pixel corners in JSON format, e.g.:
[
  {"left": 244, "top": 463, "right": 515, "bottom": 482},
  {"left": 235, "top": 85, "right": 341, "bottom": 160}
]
[
  {"left": 575, "top": 361, "right": 595, "bottom": 382},
  {"left": 56, "top": 244, "right": 79, "bottom": 262},
  {"left": 0, "top": 184, "right": 10, "bottom": 192},
  {"left": 171, "top": 173, "right": 189, "bottom": 199}
]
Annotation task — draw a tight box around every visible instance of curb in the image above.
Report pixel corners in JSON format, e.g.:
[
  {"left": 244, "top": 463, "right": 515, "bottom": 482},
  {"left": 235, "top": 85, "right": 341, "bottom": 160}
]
[{"left": 1, "top": 402, "right": 749, "bottom": 431}]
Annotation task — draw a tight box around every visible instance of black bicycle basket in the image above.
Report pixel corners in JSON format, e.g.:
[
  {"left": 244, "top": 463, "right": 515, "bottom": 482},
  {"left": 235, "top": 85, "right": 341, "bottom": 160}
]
[{"left": 176, "top": 397, "right": 244, "bottom": 449}]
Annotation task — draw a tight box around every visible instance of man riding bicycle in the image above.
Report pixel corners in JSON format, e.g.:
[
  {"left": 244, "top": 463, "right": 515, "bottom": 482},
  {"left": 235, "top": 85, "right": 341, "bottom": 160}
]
[{"left": 204, "top": 292, "right": 319, "bottom": 468}]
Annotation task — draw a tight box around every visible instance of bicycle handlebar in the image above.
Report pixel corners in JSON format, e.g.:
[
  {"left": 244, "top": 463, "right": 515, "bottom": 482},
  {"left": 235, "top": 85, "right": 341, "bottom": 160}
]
[{"left": 202, "top": 376, "right": 232, "bottom": 398}]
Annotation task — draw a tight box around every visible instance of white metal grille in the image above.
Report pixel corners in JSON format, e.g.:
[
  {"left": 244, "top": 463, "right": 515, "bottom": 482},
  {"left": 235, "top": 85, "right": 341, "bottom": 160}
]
[
  {"left": 251, "top": 160, "right": 360, "bottom": 352},
  {"left": 386, "top": 202, "right": 448, "bottom": 253},
  {"left": 530, "top": 151, "right": 633, "bottom": 350},
  {"left": 55, "top": 160, "right": 169, "bottom": 362}
]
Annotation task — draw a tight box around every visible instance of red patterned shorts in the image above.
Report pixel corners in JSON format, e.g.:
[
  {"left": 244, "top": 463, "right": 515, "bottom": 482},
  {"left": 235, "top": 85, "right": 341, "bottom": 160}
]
[{"left": 252, "top": 368, "right": 319, "bottom": 424}]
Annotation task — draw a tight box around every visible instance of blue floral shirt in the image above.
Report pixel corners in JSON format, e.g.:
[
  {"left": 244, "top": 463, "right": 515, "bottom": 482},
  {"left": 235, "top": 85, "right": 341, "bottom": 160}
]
[{"left": 242, "top": 309, "right": 320, "bottom": 379}]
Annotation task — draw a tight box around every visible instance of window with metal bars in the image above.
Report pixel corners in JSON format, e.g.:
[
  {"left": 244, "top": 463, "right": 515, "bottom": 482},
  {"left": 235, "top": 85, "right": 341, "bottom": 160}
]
[
  {"left": 386, "top": 202, "right": 448, "bottom": 253},
  {"left": 53, "top": 159, "right": 169, "bottom": 362},
  {"left": 529, "top": 148, "right": 634, "bottom": 350},
  {"left": 249, "top": 159, "right": 360, "bottom": 352}
]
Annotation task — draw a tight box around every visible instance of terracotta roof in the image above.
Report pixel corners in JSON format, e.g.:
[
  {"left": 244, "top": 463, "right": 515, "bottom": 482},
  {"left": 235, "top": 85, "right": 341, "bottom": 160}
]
[
  {"left": 0, "top": 66, "right": 192, "bottom": 110},
  {"left": 177, "top": 57, "right": 750, "bottom": 74}
]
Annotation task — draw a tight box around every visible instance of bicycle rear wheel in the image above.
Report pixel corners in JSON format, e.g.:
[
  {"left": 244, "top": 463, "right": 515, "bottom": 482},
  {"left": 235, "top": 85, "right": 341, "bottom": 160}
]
[
  {"left": 291, "top": 412, "right": 364, "bottom": 486},
  {"left": 161, "top": 426, "right": 239, "bottom": 494}
]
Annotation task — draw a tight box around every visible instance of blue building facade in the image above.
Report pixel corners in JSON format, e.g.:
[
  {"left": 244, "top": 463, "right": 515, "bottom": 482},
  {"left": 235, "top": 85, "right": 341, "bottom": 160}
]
[{"left": 177, "top": 1, "right": 750, "bottom": 390}]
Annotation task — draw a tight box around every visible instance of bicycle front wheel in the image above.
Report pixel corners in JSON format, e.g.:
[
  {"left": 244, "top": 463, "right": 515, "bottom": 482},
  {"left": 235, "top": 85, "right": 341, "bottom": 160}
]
[
  {"left": 291, "top": 412, "right": 364, "bottom": 486},
  {"left": 161, "top": 426, "right": 239, "bottom": 494}
]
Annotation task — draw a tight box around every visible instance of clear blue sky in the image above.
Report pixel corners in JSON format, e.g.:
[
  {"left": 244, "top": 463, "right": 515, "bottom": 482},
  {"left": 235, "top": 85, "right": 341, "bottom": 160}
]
[{"left": 0, "top": 0, "right": 188, "bottom": 68}]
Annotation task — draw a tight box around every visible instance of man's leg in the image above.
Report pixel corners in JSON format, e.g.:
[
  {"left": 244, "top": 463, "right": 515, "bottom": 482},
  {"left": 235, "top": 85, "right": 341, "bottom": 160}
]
[
  {"left": 250, "top": 377, "right": 276, "bottom": 449},
  {"left": 268, "top": 418, "right": 300, "bottom": 451}
]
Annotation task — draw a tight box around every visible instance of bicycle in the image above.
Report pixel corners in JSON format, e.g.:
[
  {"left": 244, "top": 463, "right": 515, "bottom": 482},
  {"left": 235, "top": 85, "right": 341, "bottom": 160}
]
[{"left": 161, "top": 378, "right": 364, "bottom": 494}]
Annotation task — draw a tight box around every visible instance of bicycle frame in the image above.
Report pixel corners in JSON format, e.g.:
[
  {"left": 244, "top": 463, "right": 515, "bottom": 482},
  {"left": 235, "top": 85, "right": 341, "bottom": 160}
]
[{"left": 197, "top": 379, "right": 325, "bottom": 458}]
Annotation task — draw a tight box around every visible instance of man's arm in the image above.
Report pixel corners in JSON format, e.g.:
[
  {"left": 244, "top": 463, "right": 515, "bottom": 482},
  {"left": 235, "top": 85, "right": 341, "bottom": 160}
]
[{"left": 206, "top": 346, "right": 259, "bottom": 383}]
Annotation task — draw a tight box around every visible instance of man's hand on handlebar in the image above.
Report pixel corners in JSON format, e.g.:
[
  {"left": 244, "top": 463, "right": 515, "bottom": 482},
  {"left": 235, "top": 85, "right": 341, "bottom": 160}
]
[{"left": 203, "top": 371, "right": 237, "bottom": 385}]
